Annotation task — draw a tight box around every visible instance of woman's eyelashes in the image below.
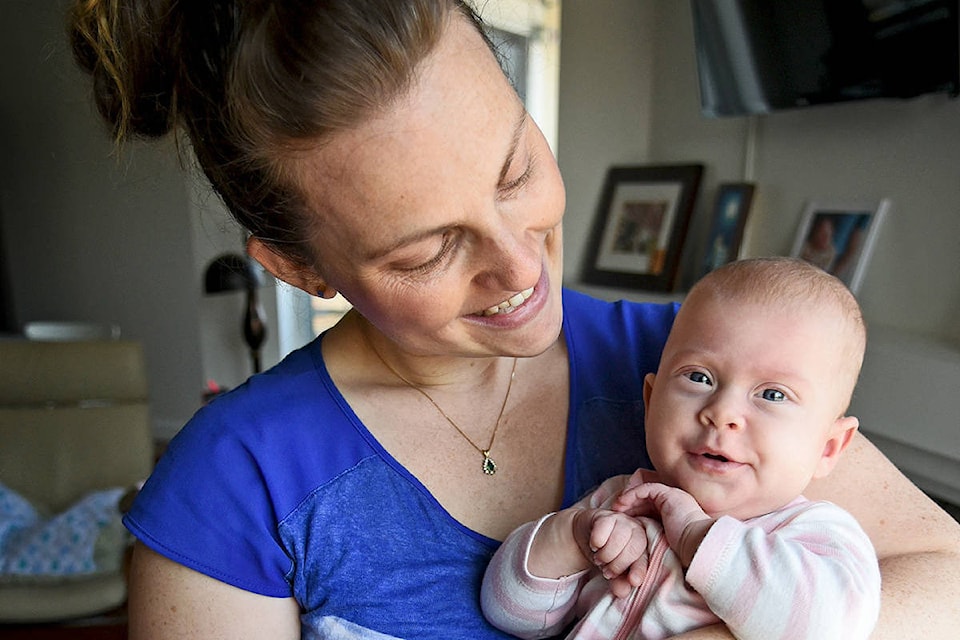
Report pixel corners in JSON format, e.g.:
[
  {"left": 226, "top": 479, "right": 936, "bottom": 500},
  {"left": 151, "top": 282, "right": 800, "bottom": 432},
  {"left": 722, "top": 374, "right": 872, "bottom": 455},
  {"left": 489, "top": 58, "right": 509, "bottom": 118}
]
[
  {"left": 391, "top": 152, "right": 536, "bottom": 277},
  {"left": 399, "top": 230, "right": 460, "bottom": 275},
  {"left": 498, "top": 155, "right": 535, "bottom": 199}
]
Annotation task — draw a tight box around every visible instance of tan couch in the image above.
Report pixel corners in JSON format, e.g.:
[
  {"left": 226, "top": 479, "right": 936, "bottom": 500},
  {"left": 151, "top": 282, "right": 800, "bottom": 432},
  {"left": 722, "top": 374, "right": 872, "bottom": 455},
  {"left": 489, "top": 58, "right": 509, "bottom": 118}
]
[{"left": 0, "top": 340, "right": 154, "bottom": 623}]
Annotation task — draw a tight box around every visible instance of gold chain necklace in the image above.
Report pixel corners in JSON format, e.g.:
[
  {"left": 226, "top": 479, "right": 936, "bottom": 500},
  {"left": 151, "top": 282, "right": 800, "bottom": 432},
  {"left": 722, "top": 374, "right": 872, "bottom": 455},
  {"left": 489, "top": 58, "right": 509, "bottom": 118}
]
[{"left": 370, "top": 347, "right": 518, "bottom": 476}]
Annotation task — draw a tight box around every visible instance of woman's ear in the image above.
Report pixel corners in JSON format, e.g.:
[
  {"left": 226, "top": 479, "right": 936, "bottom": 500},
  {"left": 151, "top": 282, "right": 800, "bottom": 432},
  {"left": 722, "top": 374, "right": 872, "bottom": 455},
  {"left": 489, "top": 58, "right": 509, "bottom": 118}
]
[{"left": 247, "top": 237, "right": 330, "bottom": 297}]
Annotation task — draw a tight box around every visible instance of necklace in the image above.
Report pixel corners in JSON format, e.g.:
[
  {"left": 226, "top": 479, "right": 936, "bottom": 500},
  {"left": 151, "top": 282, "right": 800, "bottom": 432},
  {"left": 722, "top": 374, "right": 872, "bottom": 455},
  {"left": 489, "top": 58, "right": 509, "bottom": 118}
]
[{"left": 370, "top": 347, "right": 518, "bottom": 476}]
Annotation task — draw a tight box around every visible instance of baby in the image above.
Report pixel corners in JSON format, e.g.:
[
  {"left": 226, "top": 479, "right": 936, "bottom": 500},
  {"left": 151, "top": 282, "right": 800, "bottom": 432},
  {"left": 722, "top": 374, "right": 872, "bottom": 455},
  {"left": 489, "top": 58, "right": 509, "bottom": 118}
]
[{"left": 482, "top": 257, "right": 881, "bottom": 640}]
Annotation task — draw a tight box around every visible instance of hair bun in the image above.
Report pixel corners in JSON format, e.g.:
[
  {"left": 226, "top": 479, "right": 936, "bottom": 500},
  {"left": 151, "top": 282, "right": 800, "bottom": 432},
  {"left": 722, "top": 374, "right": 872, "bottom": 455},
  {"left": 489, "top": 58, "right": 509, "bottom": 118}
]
[{"left": 68, "top": 0, "right": 178, "bottom": 140}]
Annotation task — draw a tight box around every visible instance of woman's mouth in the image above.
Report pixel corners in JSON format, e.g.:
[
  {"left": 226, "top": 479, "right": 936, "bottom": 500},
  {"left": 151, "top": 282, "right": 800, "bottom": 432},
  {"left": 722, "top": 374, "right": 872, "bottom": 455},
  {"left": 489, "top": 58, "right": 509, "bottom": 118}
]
[{"left": 478, "top": 287, "right": 535, "bottom": 316}]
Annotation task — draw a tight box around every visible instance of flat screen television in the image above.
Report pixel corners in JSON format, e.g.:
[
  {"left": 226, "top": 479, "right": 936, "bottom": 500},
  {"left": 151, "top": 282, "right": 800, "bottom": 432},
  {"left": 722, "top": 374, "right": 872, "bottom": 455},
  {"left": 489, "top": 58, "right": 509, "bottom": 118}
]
[{"left": 691, "top": 0, "right": 960, "bottom": 117}]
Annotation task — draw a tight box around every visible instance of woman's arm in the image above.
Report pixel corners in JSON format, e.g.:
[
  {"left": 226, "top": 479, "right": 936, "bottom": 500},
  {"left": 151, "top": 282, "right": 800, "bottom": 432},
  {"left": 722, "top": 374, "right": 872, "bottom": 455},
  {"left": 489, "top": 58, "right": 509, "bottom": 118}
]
[
  {"left": 803, "top": 433, "right": 960, "bottom": 639},
  {"left": 127, "top": 543, "right": 301, "bottom": 640}
]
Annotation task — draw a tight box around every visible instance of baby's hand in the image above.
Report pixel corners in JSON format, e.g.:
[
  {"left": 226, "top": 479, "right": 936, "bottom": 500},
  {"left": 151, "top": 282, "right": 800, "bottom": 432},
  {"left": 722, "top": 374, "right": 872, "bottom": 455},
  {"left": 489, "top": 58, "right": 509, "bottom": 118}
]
[
  {"left": 572, "top": 509, "right": 649, "bottom": 598},
  {"left": 612, "top": 483, "right": 714, "bottom": 567},
  {"left": 577, "top": 468, "right": 661, "bottom": 510}
]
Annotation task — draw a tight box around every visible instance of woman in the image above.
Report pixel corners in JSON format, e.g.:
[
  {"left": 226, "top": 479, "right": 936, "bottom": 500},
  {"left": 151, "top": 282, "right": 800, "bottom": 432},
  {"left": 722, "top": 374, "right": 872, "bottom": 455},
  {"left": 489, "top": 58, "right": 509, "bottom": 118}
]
[{"left": 70, "top": 1, "right": 960, "bottom": 638}]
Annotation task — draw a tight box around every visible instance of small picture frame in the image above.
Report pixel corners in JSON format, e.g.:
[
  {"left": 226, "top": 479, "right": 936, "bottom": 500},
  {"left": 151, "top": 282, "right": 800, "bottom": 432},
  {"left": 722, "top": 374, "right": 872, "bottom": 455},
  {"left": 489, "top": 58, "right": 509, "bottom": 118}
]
[
  {"left": 790, "top": 199, "right": 891, "bottom": 294},
  {"left": 582, "top": 164, "right": 704, "bottom": 292},
  {"left": 699, "top": 182, "right": 756, "bottom": 279}
]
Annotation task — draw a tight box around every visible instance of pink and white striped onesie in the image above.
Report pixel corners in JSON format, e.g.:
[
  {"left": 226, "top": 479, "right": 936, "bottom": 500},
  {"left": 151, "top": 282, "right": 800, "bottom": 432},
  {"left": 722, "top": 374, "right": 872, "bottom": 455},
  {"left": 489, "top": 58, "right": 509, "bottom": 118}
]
[{"left": 482, "top": 497, "right": 880, "bottom": 640}]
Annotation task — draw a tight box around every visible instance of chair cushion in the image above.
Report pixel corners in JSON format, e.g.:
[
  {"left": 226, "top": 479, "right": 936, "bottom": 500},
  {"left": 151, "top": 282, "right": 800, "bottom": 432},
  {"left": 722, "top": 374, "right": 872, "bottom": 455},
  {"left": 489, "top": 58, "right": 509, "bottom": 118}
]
[
  {"left": 0, "top": 339, "right": 152, "bottom": 623},
  {"left": 0, "top": 340, "right": 147, "bottom": 406},
  {"left": 0, "top": 405, "right": 152, "bottom": 512},
  {"left": 0, "top": 572, "right": 127, "bottom": 623}
]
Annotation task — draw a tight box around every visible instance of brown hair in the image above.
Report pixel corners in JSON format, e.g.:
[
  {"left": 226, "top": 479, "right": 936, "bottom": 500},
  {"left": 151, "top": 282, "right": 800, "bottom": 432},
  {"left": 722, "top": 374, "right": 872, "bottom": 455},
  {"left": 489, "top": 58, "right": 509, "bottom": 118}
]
[{"left": 69, "top": 0, "right": 487, "bottom": 267}]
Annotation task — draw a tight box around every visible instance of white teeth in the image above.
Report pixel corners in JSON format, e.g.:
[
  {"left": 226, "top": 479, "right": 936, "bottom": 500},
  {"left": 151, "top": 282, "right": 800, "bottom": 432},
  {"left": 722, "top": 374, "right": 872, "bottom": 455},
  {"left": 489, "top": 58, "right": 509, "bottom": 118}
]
[{"left": 482, "top": 287, "right": 534, "bottom": 316}]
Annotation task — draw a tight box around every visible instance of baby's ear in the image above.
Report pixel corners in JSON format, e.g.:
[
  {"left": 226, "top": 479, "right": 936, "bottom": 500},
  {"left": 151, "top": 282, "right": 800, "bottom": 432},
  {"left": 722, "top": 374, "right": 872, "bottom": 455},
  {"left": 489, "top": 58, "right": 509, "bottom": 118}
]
[
  {"left": 642, "top": 372, "right": 656, "bottom": 413},
  {"left": 813, "top": 415, "right": 859, "bottom": 479}
]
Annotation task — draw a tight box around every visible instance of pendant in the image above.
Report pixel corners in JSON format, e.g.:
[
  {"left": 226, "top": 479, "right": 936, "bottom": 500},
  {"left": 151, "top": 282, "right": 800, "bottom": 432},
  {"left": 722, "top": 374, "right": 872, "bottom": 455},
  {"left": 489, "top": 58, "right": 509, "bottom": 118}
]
[{"left": 481, "top": 451, "right": 497, "bottom": 475}]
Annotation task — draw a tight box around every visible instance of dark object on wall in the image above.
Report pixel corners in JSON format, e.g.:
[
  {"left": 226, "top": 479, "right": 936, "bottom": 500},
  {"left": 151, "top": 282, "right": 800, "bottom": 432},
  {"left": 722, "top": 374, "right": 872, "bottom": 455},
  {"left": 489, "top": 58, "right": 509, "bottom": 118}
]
[
  {"left": 582, "top": 164, "right": 704, "bottom": 293},
  {"left": 0, "top": 214, "right": 14, "bottom": 333},
  {"left": 691, "top": 0, "right": 960, "bottom": 117},
  {"left": 204, "top": 253, "right": 267, "bottom": 374},
  {"left": 699, "top": 182, "right": 756, "bottom": 280}
]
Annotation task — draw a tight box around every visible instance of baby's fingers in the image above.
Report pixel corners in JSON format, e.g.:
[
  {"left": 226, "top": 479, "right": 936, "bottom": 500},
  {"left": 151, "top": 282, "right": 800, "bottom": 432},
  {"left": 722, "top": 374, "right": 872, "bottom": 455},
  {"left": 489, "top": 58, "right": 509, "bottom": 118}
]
[
  {"left": 607, "top": 573, "right": 640, "bottom": 599},
  {"left": 591, "top": 516, "right": 648, "bottom": 578},
  {"left": 611, "top": 481, "right": 673, "bottom": 515},
  {"left": 626, "top": 554, "right": 648, "bottom": 588}
]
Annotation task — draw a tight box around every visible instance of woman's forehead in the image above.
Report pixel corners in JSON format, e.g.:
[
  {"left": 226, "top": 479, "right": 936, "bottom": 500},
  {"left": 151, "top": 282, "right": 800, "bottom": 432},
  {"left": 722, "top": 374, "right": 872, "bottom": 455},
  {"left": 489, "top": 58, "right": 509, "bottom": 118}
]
[{"left": 292, "top": 19, "right": 524, "bottom": 250}]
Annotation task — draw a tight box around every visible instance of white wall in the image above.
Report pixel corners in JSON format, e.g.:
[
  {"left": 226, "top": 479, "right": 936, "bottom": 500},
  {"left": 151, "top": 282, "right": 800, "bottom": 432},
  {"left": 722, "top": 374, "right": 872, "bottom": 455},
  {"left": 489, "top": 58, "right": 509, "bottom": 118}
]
[{"left": 557, "top": 0, "right": 657, "bottom": 281}]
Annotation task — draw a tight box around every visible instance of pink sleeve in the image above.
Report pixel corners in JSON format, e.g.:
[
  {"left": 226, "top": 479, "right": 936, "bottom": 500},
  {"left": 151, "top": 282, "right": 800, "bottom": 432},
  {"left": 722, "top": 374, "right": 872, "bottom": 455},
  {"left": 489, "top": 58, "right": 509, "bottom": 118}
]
[
  {"left": 686, "top": 499, "right": 881, "bottom": 640},
  {"left": 480, "top": 514, "right": 589, "bottom": 639}
]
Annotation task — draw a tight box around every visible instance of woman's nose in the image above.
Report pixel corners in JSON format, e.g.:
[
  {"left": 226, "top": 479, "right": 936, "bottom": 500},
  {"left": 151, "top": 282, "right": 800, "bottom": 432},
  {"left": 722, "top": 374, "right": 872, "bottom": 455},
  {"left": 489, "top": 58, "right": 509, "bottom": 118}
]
[{"left": 472, "top": 219, "right": 545, "bottom": 291}]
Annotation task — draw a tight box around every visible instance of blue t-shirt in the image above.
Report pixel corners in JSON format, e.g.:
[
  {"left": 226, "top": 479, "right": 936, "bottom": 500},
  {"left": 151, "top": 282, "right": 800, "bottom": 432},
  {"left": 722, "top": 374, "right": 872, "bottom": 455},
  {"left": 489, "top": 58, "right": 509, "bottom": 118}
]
[{"left": 125, "top": 289, "right": 677, "bottom": 639}]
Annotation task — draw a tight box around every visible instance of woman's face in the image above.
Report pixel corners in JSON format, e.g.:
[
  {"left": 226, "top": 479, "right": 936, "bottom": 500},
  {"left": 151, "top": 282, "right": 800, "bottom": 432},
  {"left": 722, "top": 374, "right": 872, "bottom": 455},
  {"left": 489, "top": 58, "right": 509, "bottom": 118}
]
[{"left": 298, "top": 15, "right": 566, "bottom": 359}]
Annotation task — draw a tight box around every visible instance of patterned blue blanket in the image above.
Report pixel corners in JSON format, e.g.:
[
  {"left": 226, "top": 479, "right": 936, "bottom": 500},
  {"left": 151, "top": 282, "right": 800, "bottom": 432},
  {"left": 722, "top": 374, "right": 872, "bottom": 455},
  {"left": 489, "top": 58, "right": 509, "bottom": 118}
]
[{"left": 0, "top": 482, "right": 126, "bottom": 577}]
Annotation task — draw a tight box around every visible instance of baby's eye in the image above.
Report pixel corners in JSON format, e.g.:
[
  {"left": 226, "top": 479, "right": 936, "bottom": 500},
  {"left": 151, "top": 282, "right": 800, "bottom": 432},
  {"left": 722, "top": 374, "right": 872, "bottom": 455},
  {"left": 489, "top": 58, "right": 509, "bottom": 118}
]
[
  {"left": 761, "top": 388, "right": 786, "bottom": 402},
  {"left": 686, "top": 371, "right": 712, "bottom": 386}
]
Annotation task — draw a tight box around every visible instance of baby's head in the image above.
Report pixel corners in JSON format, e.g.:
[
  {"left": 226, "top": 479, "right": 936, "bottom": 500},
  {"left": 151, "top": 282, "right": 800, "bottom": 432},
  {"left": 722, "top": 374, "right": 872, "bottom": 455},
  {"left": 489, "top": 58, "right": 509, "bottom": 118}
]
[{"left": 644, "top": 257, "right": 866, "bottom": 519}]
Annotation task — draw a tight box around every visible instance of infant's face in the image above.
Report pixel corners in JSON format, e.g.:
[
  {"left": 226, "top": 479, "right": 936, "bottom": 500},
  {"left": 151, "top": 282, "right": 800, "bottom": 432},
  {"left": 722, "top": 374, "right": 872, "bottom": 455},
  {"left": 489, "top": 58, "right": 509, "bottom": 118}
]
[{"left": 643, "top": 295, "right": 854, "bottom": 520}]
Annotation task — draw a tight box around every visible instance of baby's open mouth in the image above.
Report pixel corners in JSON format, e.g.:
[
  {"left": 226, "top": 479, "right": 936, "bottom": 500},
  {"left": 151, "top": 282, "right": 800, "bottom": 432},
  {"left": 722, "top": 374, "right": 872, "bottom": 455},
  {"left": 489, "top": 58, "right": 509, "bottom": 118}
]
[
  {"left": 703, "top": 453, "right": 730, "bottom": 463},
  {"left": 478, "top": 287, "right": 534, "bottom": 316}
]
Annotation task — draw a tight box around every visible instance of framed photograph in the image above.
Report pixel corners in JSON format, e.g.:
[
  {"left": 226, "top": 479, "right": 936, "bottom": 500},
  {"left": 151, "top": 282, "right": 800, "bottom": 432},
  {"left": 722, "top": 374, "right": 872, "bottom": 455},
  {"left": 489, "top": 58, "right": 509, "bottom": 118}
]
[
  {"left": 582, "top": 164, "right": 704, "bottom": 292},
  {"left": 790, "top": 199, "right": 891, "bottom": 294},
  {"left": 699, "top": 182, "right": 756, "bottom": 279}
]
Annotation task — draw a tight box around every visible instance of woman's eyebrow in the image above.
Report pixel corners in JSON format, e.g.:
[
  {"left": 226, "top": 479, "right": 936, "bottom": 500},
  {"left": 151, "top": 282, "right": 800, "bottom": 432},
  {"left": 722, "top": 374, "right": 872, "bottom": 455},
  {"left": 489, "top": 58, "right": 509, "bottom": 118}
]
[{"left": 362, "top": 224, "right": 450, "bottom": 262}]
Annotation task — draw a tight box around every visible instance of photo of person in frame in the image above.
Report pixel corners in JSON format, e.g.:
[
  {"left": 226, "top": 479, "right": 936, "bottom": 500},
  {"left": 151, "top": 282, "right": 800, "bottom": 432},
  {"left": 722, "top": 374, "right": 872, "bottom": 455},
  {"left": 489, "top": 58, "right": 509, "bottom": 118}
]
[{"left": 799, "top": 212, "right": 872, "bottom": 288}]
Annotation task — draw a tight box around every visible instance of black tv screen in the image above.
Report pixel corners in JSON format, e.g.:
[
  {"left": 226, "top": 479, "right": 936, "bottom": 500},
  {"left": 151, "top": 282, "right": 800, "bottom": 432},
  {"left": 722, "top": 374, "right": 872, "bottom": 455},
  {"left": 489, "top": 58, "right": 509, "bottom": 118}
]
[{"left": 691, "top": 0, "right": 960, "bottom": 117}]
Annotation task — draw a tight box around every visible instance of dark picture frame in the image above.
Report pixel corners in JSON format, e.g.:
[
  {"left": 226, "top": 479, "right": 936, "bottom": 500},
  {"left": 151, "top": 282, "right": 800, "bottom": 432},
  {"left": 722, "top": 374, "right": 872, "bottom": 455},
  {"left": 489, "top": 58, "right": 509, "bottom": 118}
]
[
  {"left": 699, "top": 182, "right": 756, "bottom": 279},
  {"left": 790, "top": 199, "right": 891, "bottom": 295},
  {"left": 582, "top": 164, "right": 704, "bottom": 292}
]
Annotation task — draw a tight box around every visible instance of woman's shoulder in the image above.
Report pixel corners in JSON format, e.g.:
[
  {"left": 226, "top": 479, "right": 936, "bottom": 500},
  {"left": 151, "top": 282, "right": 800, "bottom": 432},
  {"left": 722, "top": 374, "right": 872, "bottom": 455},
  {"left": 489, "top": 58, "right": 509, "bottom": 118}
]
[
  {"left": 562, "top": 288, "right": 678, "bottom": 359},
  {"left": 126, "top": 337, "right": 380, "bottom": 596},
  {"left": 151, "top": 336, "right": 374, "bottom": 516},
  {"left": 185, "top": 336, "right": 346, "bottom": 440},
  {"left": 563, "top": 287, "right": 678, "bottom": 326}
]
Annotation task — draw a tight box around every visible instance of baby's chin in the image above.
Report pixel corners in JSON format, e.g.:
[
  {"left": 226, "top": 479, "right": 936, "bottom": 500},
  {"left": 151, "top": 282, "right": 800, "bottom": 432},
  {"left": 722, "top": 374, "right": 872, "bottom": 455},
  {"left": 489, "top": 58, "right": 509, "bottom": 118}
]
[
  {"left": 671, "top": 483, "right": 763, "bottom": 521},
  {"left": 696, "top": 495, "right": 794, "bottom": 521}
]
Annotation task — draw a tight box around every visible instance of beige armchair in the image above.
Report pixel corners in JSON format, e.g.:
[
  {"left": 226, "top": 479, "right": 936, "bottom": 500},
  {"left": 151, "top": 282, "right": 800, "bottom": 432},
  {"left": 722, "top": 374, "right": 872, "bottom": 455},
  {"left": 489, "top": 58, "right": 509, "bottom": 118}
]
[{"left": 0, "top": 339, "right": 154, "bottom": 623}]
